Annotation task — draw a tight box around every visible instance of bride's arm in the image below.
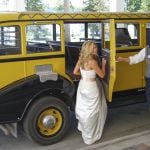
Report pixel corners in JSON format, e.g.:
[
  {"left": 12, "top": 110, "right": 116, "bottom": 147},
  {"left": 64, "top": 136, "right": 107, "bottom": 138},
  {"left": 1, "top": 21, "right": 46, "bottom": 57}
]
[
  {"left": 89, "top": 58, "right": 106, "bottom": 78},
  {"left": 73, "top": 60, "right": 81, "bottom": 75}
]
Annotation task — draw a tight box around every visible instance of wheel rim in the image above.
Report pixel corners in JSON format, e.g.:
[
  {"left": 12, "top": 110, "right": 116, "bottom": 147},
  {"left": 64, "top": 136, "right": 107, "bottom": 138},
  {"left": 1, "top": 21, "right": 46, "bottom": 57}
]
[{"left": 37, "top": 108, "right": 63, "bottom": 136}]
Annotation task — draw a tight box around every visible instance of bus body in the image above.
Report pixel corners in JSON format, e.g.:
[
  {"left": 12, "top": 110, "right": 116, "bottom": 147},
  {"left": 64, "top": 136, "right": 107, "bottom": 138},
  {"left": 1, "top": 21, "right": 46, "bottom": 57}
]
[{"left": 0, "top": 12, "right": 150, "bottom": 145}]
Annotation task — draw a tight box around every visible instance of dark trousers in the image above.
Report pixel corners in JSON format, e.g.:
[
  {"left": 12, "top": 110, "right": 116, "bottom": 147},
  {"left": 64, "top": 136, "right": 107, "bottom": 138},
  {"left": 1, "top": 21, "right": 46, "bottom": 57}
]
[{"left": 145, "top": 77, "right": 150, "bottom": 106}]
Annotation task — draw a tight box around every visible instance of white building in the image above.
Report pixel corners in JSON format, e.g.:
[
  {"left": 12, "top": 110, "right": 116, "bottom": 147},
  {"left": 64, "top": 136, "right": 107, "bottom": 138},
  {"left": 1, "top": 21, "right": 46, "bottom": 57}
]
[
  {"left": 0, "top": 0, "right": 25, "bottom": 11},
  {"left": 109, "top": 0, "right": 125, "bottom": 12}
]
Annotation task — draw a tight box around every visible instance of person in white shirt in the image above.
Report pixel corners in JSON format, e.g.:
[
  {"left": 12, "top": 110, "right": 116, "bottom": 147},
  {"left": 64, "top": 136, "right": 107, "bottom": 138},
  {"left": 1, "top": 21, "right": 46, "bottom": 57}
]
[{"left": 117, "top": 46, "right": 150, "bottom": 109}]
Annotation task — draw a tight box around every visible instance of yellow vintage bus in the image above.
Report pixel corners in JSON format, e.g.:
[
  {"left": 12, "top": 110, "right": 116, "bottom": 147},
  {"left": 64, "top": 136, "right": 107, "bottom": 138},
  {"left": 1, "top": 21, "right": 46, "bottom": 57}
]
[{"left": 0, "top": 12, "right": 150, "bottom": 145}]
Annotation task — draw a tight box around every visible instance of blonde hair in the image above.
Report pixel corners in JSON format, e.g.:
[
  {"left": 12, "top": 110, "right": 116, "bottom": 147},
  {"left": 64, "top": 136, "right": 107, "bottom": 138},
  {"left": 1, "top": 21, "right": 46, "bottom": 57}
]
[{"left": 78, "top": 41, "right": 98, "bottom": 68}]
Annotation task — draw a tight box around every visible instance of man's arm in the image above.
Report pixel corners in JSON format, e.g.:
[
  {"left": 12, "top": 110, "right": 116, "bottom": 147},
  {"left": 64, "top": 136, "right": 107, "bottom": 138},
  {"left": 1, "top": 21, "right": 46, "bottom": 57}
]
[
  {"left": 117, "top": 47, "right": 146, "bottom": 64},
  {"left": 117, "top": 57, "right": 130, "bottom": 63},
  {"left": 129, "top": 47, "right": 146, "bottom": 64}
]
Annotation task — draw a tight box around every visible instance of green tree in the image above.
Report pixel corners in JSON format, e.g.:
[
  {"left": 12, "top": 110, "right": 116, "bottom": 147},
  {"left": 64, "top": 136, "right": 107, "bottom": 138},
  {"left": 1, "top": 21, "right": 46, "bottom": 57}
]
[
  {"left": 25, "top": 0, "right": 45, "bottom": 11},
  {"left": 140, "top": 0, "right": 150, "bottom": 12},
  {"left": 125, "top": 0, "right": 141, "bottom": 12},
  {"left": 82, "top": 0, "right": 108, "bottom": 12},
  {"left": 55, "top": 0, "right": 63, "bottom": 11},
  {"left": 125, "top": 0, "right": 150, "bottom": 12}
]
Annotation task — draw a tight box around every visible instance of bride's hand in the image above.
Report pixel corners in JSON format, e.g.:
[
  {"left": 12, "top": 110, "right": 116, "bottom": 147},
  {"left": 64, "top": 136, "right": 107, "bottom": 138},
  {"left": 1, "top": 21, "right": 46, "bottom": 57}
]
[{"left": 102, "top": 58, "right": 106, "bottom": 66}]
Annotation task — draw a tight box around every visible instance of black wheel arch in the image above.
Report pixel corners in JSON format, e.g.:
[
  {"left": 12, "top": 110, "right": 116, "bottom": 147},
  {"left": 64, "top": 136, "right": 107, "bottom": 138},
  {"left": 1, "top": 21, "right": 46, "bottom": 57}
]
[
  {"left": 20, "top": 87, "right": 75, "bottom": 121},
  {"left": 0, "top": 73, "right": 75, "bottom": 123}
]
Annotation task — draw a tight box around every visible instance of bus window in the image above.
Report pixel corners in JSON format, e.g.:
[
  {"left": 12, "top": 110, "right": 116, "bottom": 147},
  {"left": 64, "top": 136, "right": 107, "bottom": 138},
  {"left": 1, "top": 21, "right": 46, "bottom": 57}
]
[
  {"left": 65, "top": 22, "right": 102, "bottom": 76},
  {"left": 26, "top": 24, "right": 61, "bottom": 53},
  {"left": 116, "top": 23, "right": 139, "bottom": 47},
  {"left": 88, "top": 23, "right": 101, "bottom": 40},
  {"left": 103, "top": 23, "right": 110, "bottom": 49},
  {"left": 70, "top": 23, "right": 85, "bottom": 42},
  {"left": 102, "top": 22, "right": 110, "bottom": 84},
  {"left": 0, "top": 25, "right": 21, "bottom": 55},
  {"left": 146, "top": 23, "right": 150, "bottom": 46},
  {"left": 69, "top": 23, "right": 101, "bottom": 42}
]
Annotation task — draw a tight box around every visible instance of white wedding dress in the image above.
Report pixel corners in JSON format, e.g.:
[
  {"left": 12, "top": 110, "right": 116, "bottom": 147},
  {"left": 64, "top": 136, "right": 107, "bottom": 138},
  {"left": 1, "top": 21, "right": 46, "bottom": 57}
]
[{"left": 75, "top": 68, "right": 107, "bottom": 145}]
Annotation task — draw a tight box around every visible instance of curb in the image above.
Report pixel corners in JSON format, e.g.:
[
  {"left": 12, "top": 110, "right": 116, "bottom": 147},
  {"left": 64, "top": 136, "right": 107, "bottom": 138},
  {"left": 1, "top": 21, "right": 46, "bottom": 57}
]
[{"left": 77, "top": 130, "right": 150, "bottom": 150}]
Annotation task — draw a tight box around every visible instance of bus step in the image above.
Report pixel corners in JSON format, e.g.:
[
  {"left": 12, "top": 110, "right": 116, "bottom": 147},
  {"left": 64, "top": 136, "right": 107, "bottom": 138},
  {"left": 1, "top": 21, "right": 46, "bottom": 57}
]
[{"left": 109, "top": 89, "right": 146, "bottom": 108}]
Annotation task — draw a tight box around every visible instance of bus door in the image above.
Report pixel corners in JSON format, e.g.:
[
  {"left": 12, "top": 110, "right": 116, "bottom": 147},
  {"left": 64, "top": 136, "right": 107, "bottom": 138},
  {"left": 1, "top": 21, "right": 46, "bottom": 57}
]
[
  {"left": 146, "top": 22, "right": 150, "bottom": 47},
  {"left": 101, "top": 19, "right": 116, "bottom": 102}
]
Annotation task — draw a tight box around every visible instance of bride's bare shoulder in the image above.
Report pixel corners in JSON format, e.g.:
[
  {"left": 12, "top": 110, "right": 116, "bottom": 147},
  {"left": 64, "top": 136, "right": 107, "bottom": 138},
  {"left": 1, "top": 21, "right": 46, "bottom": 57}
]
[{"left": 88, "top": 59, "right": 98, "bottom": 66}]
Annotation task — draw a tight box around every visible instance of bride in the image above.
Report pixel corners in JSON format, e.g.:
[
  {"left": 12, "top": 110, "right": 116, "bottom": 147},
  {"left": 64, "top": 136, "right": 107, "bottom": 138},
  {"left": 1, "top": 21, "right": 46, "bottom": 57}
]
[{"left": 73, "top": 41, "right": 107, "bottom": 145}]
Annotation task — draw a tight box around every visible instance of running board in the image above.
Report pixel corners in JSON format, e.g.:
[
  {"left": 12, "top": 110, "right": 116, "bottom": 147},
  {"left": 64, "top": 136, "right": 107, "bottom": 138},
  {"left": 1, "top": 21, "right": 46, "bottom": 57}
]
[
  {"left": 0, "top": 123, "right": 17, "bottom": 138},
  {"left": 109, "top": 88, "right": 145, "bottom": 108}
]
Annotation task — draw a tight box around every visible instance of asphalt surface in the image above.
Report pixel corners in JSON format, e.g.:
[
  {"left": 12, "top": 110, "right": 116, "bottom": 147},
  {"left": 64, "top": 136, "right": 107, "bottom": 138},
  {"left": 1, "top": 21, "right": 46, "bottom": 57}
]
[{"left": 0, "top": 102, "right": 150, "bottom": 150}]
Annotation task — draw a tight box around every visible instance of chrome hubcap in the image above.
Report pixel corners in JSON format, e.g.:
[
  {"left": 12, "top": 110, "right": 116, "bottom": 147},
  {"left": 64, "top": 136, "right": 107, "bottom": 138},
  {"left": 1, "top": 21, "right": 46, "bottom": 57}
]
[{"left": 42, "top": 115, "right": 56, "bottom": 129}]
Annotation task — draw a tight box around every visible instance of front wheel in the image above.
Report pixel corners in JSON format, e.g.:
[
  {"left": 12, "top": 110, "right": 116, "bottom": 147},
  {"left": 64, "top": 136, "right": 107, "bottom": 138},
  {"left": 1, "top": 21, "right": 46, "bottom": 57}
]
[{"left": 23, "top": 96, "right": 71, "bottom": 145}]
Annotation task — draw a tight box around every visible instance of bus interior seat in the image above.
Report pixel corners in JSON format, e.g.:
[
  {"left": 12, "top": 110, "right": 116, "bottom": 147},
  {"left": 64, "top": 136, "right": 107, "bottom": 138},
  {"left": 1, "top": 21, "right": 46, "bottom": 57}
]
[
  {"left": 116, "top": 28, "right": 132, "bottom": 46},
  {"left": 0, "top": 45, "right": 21, "bottom": 55},
  {"left": 27, "top": 42, "right": 54, "bottom": 53},
  {"left": 47, "top": 41, "right": 61, "bottom": 51},
  {"left": 66, "top": 44, "right": 80, "bottom": 74}
]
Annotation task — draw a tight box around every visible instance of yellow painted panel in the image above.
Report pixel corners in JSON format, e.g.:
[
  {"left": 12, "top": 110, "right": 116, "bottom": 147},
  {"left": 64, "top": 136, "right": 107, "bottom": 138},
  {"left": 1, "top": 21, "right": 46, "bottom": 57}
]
[
  {"left": 0, "top": 61, "right": 26, "bottom": 88},
  {"left": 114, "top": 52, "right": 144, "bottom": 91},
  {"left": 25, "top": 57, "right": 69, "bottom": 80}
]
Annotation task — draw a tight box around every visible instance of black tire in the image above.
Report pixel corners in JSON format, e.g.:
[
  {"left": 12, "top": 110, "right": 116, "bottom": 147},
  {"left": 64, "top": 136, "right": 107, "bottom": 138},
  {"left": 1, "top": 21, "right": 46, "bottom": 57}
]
[{"left": 23, "top": 96, "right": 71, "bottom": 145}]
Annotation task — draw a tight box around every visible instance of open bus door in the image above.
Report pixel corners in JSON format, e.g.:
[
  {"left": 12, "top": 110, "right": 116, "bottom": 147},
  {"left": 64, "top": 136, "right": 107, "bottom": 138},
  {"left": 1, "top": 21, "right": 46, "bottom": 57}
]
[{"left": 102, "top": 19, "right": 116, "bottom": 102}]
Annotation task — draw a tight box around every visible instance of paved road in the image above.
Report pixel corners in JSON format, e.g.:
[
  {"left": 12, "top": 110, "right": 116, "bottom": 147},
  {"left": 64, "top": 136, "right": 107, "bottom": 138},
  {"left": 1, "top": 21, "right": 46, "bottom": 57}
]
[{"left": 0, "top": 102, "right": 150, "bottom": 150}]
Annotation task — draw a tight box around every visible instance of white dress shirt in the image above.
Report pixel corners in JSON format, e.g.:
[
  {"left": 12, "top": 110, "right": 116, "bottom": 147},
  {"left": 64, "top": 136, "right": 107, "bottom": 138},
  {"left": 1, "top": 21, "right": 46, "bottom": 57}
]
[{"left": 129, "top": 47, "right": 146, "bottom": 64}]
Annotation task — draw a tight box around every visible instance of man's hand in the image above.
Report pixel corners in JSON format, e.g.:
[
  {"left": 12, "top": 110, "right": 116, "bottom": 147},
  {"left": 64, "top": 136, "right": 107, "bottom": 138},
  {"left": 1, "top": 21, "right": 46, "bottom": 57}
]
[
  {"left": 116, "top": 57, "right": 124, "bottom": 62},
  {"left": 116, "top": 57, "right": 130, "bottom": 63}
]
